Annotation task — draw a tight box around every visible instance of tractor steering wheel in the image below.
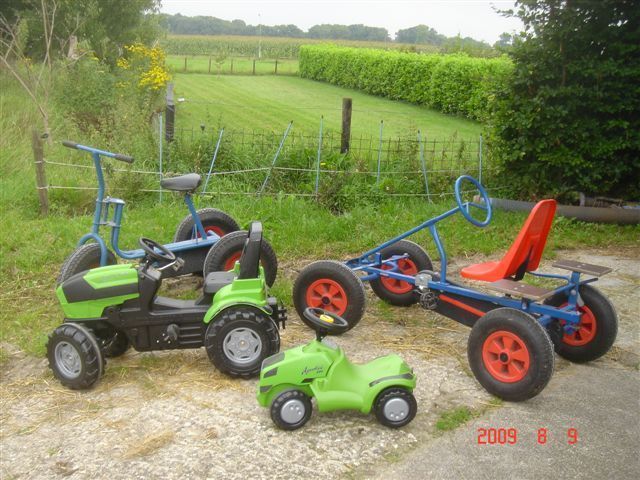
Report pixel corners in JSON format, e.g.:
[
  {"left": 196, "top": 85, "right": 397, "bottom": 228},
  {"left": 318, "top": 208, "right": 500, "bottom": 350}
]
[
  {"left": 139, "top": 237, "right": 176, "bottom": 269},
  {"left": 454, "top": 175, "right": 492, "bottom": 227},
  {"left": 303, "top": 308, "right": 350, "bottom": 338}
]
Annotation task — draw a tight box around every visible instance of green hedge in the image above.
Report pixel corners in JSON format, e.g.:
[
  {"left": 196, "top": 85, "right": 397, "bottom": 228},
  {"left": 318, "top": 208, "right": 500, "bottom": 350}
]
[{"left": 299, "top": 45, "right": 512, "bottom": 120}]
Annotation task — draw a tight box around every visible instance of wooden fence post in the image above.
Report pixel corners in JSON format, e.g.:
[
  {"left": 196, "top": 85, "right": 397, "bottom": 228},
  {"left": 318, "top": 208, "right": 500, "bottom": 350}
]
[
  {"left": 32, "top": 129, "right": 48, "bottom": 216},
  {"left": 183, "top": 56, "right": 187, "bottom": 72},
  {"left": 165, "top": 83, "right": 175, "bottom": 143},
  {"left": 208, "top": 56, "right": 212, "bottom": 74},
  {"left": 275, "top": 59, "right": 278, "bottom": 75},
  {"left": 340, "top": 97, "right": 352, "bottom": 153},
  {"left": 230, "top": 58, "right": 234, "bottom": 74},
  {"left": 252, "top": 59, "right": 256, "bottom": 75}
]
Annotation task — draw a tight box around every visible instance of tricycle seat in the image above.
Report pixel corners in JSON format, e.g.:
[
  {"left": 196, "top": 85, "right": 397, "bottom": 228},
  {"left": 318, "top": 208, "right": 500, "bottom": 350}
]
[
  {"left": 461, "top": 199, "right": 557, "bottom": 282},
  {"left": 161, "top": 173, "right": 202, "bottom": 192}
]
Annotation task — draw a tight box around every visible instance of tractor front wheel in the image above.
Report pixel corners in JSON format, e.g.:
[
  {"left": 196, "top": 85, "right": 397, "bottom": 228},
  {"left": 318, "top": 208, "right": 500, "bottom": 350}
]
[
  {"left": 374, "top": 387, "right": 417, "bottom": 428},
  {"left": 270, "top": 389, "right": 313, "bottom": 430}
]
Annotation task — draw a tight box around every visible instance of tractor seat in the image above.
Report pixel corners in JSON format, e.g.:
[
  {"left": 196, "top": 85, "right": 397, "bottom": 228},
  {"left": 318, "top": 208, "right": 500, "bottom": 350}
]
[
  {"left": 202, "top": 221, "right": 264, "bottom": 296},
  {"left": 461, "top": 199, "right": 557, "bottom": 282},
  {"left": 160, "top": 173, "right": 201, "bottom": 192}
]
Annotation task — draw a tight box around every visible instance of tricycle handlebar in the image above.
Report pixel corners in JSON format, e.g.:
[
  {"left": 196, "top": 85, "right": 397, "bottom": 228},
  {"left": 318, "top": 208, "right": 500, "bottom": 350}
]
[{"left": 62, "top": 141, "right": 134, "bottom": 164}]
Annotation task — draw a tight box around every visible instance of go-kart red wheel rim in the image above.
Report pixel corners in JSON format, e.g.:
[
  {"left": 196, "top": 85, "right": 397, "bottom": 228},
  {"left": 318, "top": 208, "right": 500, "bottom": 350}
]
[
  {"left": 482, "top": 330, "right": 530, "bottom": 383},
  {"left": 561, "top": 303, "right": 597, "bottom": 346},
  {"left": 306, "top": 278, "right": 348, "bottom": 316},
  {"left": 380, "top": 258, "right": 418, "bottom": 294},
  {"left": 197, "top": 225, "right": 225, "bottom": 239},
  {"left": 224, "top": 251, "right": 242, "bottom": 271}
]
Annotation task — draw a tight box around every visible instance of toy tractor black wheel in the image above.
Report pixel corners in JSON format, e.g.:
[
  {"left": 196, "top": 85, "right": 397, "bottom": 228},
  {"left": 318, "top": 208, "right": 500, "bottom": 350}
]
[
  {"left": 374, "top": 387, "right": 417, "bottom": 428},
  {"left": 57, "top": 243, "right": 116, "bottom": 285},
  {"left": 293, "top": 260, "right": 366, "bottom": 332},
  {"left": 270, "top": 389, "right": 313, "bottom": 430},
  {"left": 544, "top": 284, "right": 618, "bottom": 363},
  {"left": 369, "top": 240, "right": 433, "bottom": 306},
  {"left": 468, "top": 308, "right": 554, "bottom": 402},
  {"left": 173, "top": 208, "right": 240, "bottom": 243},
  {"left": 205, "top": 307, "right": 280, "bottom": 378},
  {"left": 203, "top": 230, "right": 278, "bottom": 287},
  {"left": 98, "top": 329, "right": 130, "bottom": 358},
  {"left": 47, "top": 323, "right": 104, "bottom": 390}
]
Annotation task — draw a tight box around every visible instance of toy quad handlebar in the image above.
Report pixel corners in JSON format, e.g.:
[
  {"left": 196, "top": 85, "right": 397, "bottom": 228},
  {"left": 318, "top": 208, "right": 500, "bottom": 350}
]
[
  {"left": 303, "top": 308, "right": 350, "bottom": 339},
  {"left": 62, "top": 140, "right": 134, "bottom": 164}
]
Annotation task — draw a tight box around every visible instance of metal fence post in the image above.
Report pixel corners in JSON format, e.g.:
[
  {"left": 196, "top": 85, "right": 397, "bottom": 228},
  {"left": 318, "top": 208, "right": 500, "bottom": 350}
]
[
  {"left": 478, "top": 134, "right": 483, "bottom": 184},
  {"left": 32, "top": 129, "right": 48, "bottom": 215},
  {"left": 376, "top": 120, "right": 384, "bottom": 185},
  {"left": 314, "top": 116, "right": 324, "bottom": 198},
  {"left": 158, "top": 112, "right": 163, "bottom": 203},
  {"left": 418, "top": 130, "right": 431, "bottom": 202},
  {"left": 202, "top": 128, "right": 224, "bottom": 195},
  {"left": 259, "top": 121, "right": 293, "bottom": 195}
]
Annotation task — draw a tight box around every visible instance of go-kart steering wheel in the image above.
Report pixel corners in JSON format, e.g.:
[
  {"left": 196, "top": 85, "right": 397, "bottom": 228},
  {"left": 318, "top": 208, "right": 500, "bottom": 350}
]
[
  {"left": 139, "top": 237, "right": 176, "bottom": 268},
  {"left": 454, "top": 175, "right": 493, "bottom": 227},
  {"left": 303, "top": 308, "right": 350, "bottom": 338}
]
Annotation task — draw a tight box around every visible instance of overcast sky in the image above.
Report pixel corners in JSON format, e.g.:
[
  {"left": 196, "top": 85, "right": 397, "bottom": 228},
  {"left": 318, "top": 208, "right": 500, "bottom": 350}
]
[{"left": 160, "top": 1, "right": 523, "bottom": 44}]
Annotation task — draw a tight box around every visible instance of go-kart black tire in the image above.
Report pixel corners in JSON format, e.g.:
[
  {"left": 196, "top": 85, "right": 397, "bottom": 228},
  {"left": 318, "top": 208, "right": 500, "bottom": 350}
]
[
  {"left": 203, "top": 230, "right": 278, "bottom": 287},
  {"left": 57, "top": 243, "right": 116, "bottom": 285},
  {"left": 369, "top": 240, "right": 433, "bottom": 306},
  {"left": 99, "top": 330, "right": 130, "bottom": 358},
  {"left": 468, "top": 308, "right": 554, "bottom": 402},
  {"left": 544, "top": 284, "right": 618, "bottom": 363},
  {"left": 293, "top": 260, "right": 366, "bottom": 333},
  {"left": 205, "top": 307, "right": 280, "bottom": 378},
  {"left": 47, "top": 323, "right": 104, "bottom": 390},
  {"left": 374, "top": 387, "right": 417, "bottom": 428},
  {"left": 270, "top": 389, "right": 313, "bottom": 430},
  {"left": 173, "top": 208, "right": 240, "bottom": 243}
]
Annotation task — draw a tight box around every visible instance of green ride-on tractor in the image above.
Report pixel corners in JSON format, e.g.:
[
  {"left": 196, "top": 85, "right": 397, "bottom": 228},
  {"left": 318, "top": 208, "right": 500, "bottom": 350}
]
[
  {"left": 47, "top": 222, "right": 286, "bottom": 390},
  {"left": 257, "top": 308, "right": 417, "bottom": 430}
]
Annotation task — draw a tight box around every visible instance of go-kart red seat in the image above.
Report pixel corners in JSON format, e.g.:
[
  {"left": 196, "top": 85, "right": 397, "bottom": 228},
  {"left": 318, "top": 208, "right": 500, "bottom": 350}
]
[{"left": 460, "top": 199, "right": 557, "bottom": 282}]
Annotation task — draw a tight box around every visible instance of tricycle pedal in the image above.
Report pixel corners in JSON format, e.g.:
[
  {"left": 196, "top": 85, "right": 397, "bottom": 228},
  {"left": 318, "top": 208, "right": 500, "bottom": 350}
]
[{"left": 552, "top": 259, "right": 612, "bottom": 277}]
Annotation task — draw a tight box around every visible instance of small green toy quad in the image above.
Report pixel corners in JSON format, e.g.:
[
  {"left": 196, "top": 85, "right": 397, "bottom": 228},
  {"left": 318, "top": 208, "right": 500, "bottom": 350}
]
[
  {"left": 257, "top": 308, "right": 417, "bottom": 430},
  {"left": 47, "top": 222, "right": 286, "bottom": 390}
]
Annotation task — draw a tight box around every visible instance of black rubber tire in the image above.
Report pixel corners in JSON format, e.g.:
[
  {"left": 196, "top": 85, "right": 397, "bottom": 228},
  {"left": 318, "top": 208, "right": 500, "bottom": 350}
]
[
  {"left": 204, "top": 307, "right": 280, "bottom": 378},
  {"left": 173, "top": 208, "right": 240, "bottom": 242},
  {"left": 293, "top": 260, "right": 366, "bottom": 333},
  {"left": 369, "top": 240, "right": 433, "bottom": 306},
  {"left": 46, "top": 323, "right": 104, "bottom": 390},
  {"left": 99, "top": 330, "right": 130, "bottom": 358},
  {"left": 203, "top": 230, "right": 278, "bottom": 287},
  {"left": 468, "top": 308, "right": 554, "bottom": 402},
  {"left": 270, "top": 389, "right": 313, "bottom": 430},
  {"left": 544, "top": 284, "right": 618, "bottom": 363},
  {"left": 373, "top": 387, "right": 418, "bottom": 428},
  {"left": 57, "top": 243, "right": 116, "bottom": 285}
]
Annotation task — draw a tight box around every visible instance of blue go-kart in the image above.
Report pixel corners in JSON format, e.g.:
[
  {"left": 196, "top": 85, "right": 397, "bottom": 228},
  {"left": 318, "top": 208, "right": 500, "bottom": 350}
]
[
  {"left": 293, "top": 175, "right": 618, "bottom": 401},
  {"left": 57, "top": 141, "right": 278, "bottom": 284}
]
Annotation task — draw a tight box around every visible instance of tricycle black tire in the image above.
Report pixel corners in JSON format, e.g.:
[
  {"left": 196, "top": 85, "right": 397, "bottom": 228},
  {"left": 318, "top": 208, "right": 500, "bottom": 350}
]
[
  {"left": 293, "top": 260, "right": 366, "bottom": 332},
  {"left": 205, "top": 307, "right": 280, "bottom": 378},
  {"left": 203, "top": 230, "right": 278, "bottom": 287},
  {"left": 369, "top": 240, "right": 433, "bottom": 306},
  {"left": 468, "top": 308, "right": 554, "bottom": 402},
  {"left": 57, "top": 243, "right": 116, "bottom": 285},
  {"left": 544, "top": 284, "right": 618, "bottom": 363},
  {"left": 173, "top": 208, "right": 240, "bottom": 243},
  {"left": 47, "top": 323, "right": 104, "bottom": 390},
  {"left": 374, "top": 387, "right": 417, "bottom": 428},
  {"left": 270, "top": 389, "right": 313, "bottom": 430}
]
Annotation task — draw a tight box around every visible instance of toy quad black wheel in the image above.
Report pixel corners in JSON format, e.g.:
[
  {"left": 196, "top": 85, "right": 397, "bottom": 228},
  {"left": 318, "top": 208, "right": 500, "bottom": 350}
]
[
  {"left": 369, "top": 240, "right": 433, "bottom": 306},
  {"left": 57, "top": 243, "right": 116, "bottom": 285},
  {"left": 98, "top": 329, "right": 130, "bottom": 358},
  {"left": 544, "top": 284, "right": 618, "bottom": 363},
  {"left": 270, "top": 389, "right": 313, "bottom": 430},
  {"left": 374, "top": 387, "right": 417, "bottom": 428},
  {"left": 205, "top": 307, "right": 280, "bottom": 378},
  {"left": 468, "top": 308, "right": 554, "bottom": 402},
  {"left": 203, "top": 230, "right": 278, "bottom": 287},
  {"left": 173, "top": 208, "right": 240, "bottom": 243},
  {"left": 47, "top": 323, "right": 104, "bottom": 390}
]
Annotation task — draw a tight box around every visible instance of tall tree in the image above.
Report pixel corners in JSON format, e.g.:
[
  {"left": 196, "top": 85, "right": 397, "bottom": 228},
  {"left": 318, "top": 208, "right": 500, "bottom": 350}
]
[{"left": 490, "top": 0, "right": 640, "bottom": 199}]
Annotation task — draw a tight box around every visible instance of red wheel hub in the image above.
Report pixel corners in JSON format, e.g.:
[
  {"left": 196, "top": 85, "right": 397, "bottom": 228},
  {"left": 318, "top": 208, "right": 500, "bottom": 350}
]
[
  {"left": 197, "top": 225, "right": 226, "bottom": 239},
  {"left": 306, "top": 278, "right": 348, "bottom": 316},
  {"left": 561, "top": 303, "right": 597, "bottom": 346},
  {"left": 223, "top": 251, "right": 242, "bottom": 271},
  {"left": 380, "top": 258, "right": 418, "bottom": 294},
  {"left": 482, "top": 330, "right": 531, "bottom": 383}
]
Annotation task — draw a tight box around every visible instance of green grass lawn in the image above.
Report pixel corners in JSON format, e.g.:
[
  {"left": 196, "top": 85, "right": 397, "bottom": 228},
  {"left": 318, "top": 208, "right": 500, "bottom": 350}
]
[
  {"left": 172, "top": 74, "right": 482, "bottom": 139},
  {"left": 167, "top": 55, "right": 299, "bottom": 76}
]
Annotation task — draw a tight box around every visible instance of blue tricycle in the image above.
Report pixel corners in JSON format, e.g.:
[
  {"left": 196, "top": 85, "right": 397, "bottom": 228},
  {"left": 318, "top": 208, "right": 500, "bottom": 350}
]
[
  {"left": 293, "top": 175, "right": 618, "bottom": 401},
  {"left": 57, "top": 141, "right": 278, "bottom": 285}
]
